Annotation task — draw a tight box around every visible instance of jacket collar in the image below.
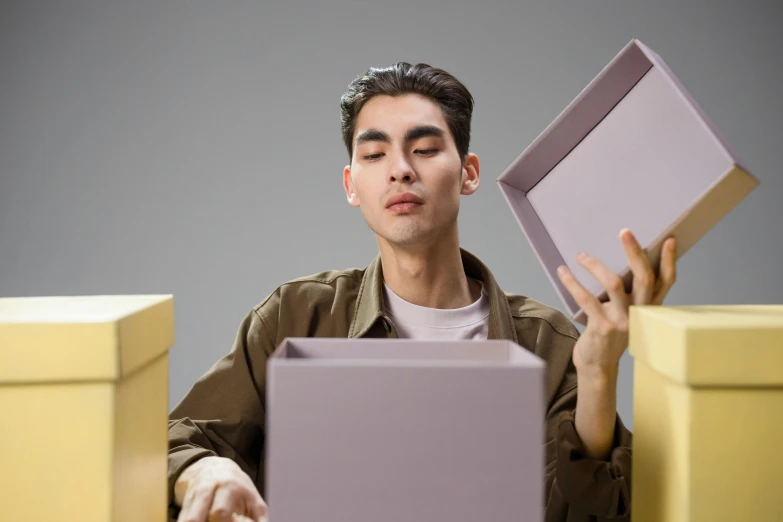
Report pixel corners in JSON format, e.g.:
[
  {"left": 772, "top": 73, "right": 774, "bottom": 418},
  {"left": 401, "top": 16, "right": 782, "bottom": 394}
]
[{"left": 348, "top": 248, "right": 518, "bottom": 342}]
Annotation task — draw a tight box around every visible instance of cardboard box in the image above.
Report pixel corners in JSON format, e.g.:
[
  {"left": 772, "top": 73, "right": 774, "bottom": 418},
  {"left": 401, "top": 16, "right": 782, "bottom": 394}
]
[
  {"left": 629, "top": 305, "right": 783, "bottom": 521},
  {"left": 0, "top": 295, "right": 174, "bottom": 522},
  {"left": 266, "top": 338, "right": 544, "bottom": 522},
  {"left": 497, "top": 39, "right": 759, "bottom": 324}
]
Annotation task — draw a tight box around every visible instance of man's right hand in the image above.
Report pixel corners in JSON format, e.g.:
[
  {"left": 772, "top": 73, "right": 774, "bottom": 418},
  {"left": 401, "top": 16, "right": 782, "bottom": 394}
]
[{"left": 174, "top": 456, "right": 268, "bottom": 522}]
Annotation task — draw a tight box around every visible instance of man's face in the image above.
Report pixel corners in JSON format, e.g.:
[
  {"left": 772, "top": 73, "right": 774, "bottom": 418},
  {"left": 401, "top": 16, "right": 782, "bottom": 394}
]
[{"left": 343, "top": 94, "right": 479, "bottom": 247}]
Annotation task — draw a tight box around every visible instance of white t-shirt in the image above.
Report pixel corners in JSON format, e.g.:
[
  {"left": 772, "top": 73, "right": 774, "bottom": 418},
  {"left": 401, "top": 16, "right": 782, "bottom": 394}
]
[{"left": 382, "top": 280, "right": 490, "bottom": 340}]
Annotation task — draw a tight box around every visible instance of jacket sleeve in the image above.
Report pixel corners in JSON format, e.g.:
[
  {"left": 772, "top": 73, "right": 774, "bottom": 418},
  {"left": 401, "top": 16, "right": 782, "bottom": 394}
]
[
  {"left": 167, "top": 306, "right": 276, "bottom": 518},
  {"left": 543, "top": 366, "right": 634, "bottom": 522}
]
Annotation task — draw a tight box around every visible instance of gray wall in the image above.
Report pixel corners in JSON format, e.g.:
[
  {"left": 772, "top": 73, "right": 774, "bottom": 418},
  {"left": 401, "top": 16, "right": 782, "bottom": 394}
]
[{"left": 2, "top": 1, "right": 781, "bottom": 428}]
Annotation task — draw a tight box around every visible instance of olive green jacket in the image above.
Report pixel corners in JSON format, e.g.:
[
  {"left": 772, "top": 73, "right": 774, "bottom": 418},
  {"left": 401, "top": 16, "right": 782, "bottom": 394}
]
[{"left": 168, "top": 249, "right": 632, "bottom": 521}]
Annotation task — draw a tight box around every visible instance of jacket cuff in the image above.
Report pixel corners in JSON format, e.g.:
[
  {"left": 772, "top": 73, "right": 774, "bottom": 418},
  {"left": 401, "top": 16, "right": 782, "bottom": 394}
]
[{"left": 555, "top": 415, "right": 632, "bottom": 518}]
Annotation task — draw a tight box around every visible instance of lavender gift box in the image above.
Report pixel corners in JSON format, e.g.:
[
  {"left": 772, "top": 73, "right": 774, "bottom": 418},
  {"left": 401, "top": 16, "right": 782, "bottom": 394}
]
[
  {"left": 497, "top": 38, "right": 759, "bottom": 325},
  {"left": 265, "top": 338, "right": 544, "bottom": 522}
]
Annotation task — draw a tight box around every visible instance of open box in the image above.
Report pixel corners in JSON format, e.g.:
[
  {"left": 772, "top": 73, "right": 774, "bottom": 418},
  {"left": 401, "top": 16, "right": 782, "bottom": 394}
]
[
  {"left": 265, "top": 338, "right": 544, "bottom": 522},
  {"left": 497, "top": 38, "right": 759, "bottom": 324}
]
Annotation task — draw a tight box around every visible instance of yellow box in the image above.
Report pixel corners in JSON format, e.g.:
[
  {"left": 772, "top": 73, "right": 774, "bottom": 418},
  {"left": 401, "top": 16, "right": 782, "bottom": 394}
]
[
  {"left": 0, "top": 295, "right": 174, "bottom": 522},
  {"left": 629, "top": 305, "right": 783, "bottom": 522}
]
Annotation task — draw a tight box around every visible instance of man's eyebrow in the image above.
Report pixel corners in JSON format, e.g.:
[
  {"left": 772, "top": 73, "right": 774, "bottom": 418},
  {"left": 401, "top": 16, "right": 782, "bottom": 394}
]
[
  {"left": 354, "top": 129, "right": 391, "bottom": 147},
  {"left": 354, "top": 125, "right": 445, "bottom": 148},
  {"left": 404, "top": 125, "right": 445, "bottom": 142}
]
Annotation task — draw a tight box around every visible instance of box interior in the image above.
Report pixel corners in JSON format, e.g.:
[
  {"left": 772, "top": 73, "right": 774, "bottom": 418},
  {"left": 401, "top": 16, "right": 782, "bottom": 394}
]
[
  {"left": 498, "top": 41, "right": 653, "bottom": 193},
  {"left": 273, "top": 338, "right": 543, "bottom": 367},
  {"left": 527, "top": 64, "right": 732, "bottom": 297}
]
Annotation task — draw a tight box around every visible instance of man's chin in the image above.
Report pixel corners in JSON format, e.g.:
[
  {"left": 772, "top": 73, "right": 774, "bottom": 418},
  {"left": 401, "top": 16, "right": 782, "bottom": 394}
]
[{"left": 377, "top": 228, "right": 436, "bottom": 248}]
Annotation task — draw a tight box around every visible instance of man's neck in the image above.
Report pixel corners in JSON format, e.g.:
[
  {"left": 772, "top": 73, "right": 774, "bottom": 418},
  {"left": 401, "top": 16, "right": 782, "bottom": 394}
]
[{"left": 377, "top": 227, "right": 480, "bottom": 309}]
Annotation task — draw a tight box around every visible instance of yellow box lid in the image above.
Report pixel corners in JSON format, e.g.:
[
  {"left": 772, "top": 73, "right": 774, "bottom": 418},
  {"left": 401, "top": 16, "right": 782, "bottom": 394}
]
[
  {"left": 0, "top": 295, "right": 174, "bottom": 383},
  {"left": 629, "top": 305, "right": 783, "bottom": 386}
]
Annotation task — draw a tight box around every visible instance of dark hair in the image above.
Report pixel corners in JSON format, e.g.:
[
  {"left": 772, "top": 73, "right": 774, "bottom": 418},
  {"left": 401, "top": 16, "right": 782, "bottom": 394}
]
[{"left": 340, "top": 62, "right": 474, "bottom": 161}]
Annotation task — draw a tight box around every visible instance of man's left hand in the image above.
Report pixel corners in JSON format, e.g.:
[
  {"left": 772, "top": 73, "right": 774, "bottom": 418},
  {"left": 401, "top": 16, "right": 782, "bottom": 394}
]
[{"left": 557, "top": 228, "right": 678, "bottom": 377}]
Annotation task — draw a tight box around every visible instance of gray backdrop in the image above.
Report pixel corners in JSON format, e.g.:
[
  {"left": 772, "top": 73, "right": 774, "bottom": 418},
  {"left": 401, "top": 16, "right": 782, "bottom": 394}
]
[{"left": 2, "top": 1, "right": 781, "bottom": 429}]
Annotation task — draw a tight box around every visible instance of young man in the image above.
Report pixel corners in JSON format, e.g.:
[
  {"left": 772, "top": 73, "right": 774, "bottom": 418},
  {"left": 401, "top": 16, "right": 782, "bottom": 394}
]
[{"left": 168, "top": 62, "right": 677, "bottom": 522}]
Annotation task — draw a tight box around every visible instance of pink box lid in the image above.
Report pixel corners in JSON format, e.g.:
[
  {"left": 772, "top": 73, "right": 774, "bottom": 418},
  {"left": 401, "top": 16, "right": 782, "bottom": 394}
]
[{"left": 497, "top": 38, "right": 759, "bottom": 324}]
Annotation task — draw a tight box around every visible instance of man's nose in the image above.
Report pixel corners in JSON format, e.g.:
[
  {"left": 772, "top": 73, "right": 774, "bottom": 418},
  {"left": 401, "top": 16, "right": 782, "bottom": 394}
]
[{"left": 388, "top": 152, "right": 416, "bottom": 184}]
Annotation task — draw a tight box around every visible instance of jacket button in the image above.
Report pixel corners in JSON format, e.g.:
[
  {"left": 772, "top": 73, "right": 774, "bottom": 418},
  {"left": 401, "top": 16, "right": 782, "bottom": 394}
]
[{"left": 381, "top": 317, "right": 392, "bottom": 332}]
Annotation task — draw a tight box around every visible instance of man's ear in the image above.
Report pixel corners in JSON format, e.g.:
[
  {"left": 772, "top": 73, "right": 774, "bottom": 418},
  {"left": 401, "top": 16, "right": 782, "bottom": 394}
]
[
  {"left": 343, "top": 165, "right": 360, "bottom": 207},
  {"left": 460, "top": 153, "right": 480, "bottom": 196}
]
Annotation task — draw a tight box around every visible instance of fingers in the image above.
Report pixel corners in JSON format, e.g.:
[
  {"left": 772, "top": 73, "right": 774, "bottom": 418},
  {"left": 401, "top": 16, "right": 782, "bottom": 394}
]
[
  {"left": 178, "top": 480, "right": 266, "bottom": 522},
  {"left": 619, "top": 229, "right": 655, "bottom": 306},
  {"left": 559, "top": 229, "right": 678, "bottom": 323},
  {"left": 231, "top": 514, "right": 261, "bottom": 522},
  {"left": 209, "top": 486, "right": 246, "bottom": 522},
  {"left": 246, "top": 498, "right": 268, "bottom": 522},
  {"left": 178, "top": 483, "right": 217, "bottom": 522},
  {"left": 574, "top": 251, "right": 630, "bottom": 312},
  {"left": 557, "top": 264, "right": 606, "bottom": 321},
  {"left": 652, "top": 236, "right": 677, "bottom": 304}
]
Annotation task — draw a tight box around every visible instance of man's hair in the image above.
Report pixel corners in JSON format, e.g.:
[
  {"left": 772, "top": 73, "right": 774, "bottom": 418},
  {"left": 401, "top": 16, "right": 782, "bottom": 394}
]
[{"left": 340, "top": 62, "right": 474, "bottom": 161}]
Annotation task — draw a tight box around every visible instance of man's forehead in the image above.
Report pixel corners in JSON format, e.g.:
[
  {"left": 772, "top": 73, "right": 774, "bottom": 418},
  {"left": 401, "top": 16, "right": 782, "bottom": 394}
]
[{"left": 353, "top": 95, "right": 448, "bottom": 141}]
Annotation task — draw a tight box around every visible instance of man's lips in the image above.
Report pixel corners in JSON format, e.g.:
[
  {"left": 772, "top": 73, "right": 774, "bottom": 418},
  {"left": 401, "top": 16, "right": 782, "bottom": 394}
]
[
  {"left": 387, "top": 201, "right": 422, "bottom": 213},
  {"left": 385, "top": 192, "right": 424, "bottom": 213}
]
